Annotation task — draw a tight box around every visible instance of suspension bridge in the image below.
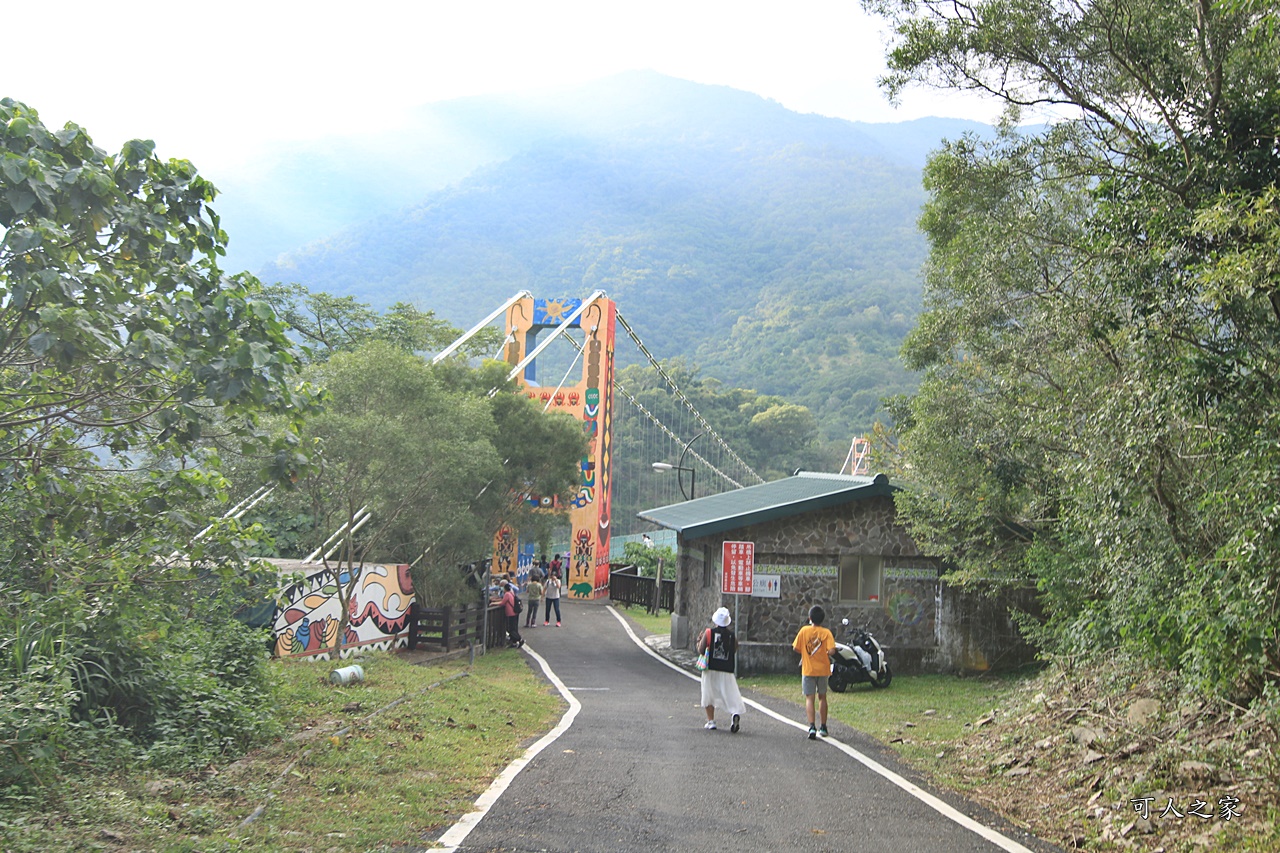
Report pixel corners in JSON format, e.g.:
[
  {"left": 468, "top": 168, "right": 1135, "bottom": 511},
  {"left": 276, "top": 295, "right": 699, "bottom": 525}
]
[
  {"left": 261, "top": 289, "right": 874, "bottom": 658},
  {"left": 434, "top": 290, "right": 766, "bottom": 597}
]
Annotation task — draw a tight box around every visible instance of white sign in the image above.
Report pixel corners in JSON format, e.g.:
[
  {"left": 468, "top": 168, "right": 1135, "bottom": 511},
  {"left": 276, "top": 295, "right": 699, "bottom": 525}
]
[{"left": 751, "top": 574, "right": 781, "bottom": 598}]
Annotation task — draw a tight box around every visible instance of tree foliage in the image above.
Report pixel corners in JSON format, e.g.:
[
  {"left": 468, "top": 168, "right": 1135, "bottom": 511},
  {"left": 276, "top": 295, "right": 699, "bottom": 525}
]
[
  {"left": 621, "top": 539, "right": 676, "bottom": 579},
  {"left": 1, "top": 99, "right": 320, "bottom": 795},
  {"left": 868, "top": 0, "right": 1280, "bottom": 699},
  {"left": 259, "top": 281, "right": 500, "bottom": 361},
  {"left": 244, "top": 298, "right": 590, "bottom": 615}
]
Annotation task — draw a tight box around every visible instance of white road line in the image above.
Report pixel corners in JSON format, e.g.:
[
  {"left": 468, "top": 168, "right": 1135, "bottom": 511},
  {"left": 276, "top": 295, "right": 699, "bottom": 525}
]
[
  {"left": 431, "top": 644, "right": 579, "bottom": 852},
  {"left": 605, "top": 606, "right": 1036, "bottom": 853}
]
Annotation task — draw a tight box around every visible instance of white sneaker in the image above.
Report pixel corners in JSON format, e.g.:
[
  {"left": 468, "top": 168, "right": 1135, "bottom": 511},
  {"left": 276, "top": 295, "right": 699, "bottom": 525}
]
[{"left": 704, "top": 720, "right": 716, "bottom": 730}]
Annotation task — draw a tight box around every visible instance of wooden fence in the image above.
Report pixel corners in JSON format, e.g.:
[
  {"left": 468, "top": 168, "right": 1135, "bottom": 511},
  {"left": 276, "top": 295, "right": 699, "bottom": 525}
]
[
  {"left": 407, "top": 601, "right": 509, "bottom": 652},
  {"left": 608, "top": 564, "right": 674, "bottom": 612}
]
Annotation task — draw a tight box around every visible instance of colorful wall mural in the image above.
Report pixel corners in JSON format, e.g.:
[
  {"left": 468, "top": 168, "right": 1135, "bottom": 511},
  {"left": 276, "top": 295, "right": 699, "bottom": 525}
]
[
  {"left": 272, "top": 563, "right": 414, "bottom": 660},
  {"left": 494, "top": 295, "right": 616, "bottom": 599}
]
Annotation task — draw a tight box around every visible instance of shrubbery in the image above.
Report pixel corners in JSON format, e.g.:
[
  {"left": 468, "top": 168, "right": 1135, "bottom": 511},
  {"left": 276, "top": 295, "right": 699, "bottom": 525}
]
[{"left": 1, "top": 593, "right": 279, "bottom": 804}]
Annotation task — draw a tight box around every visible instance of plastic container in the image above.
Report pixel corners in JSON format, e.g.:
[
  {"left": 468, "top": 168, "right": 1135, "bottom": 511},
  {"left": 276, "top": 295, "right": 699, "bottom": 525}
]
[{"left": 329, "top": 664, "right": 365, "bottom": 685}]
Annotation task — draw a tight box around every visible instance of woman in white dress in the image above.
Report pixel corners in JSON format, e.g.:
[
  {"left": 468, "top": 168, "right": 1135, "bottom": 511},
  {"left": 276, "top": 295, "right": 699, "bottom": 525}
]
[{"left": 697, "top": 607, "right": 745, "bottom": 732}]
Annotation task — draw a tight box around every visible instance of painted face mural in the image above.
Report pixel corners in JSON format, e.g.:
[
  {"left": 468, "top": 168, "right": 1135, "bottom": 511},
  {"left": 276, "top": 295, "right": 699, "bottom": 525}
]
[{"left": 272, "top": 564, "right": 413, "bottom": 660}]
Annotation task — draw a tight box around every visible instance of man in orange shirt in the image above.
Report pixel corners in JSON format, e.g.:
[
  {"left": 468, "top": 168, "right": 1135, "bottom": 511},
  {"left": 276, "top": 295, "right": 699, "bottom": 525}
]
[{"left": 792, "top": 604, "right": 836, "bottom": 739}]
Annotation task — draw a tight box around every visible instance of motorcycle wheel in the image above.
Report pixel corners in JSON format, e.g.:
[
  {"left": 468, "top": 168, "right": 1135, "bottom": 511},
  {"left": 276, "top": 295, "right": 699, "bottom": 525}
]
[
  {"left": 829, "top": 669, "right": 849, "bottom": 693},
  {"left": 870, "top": 662, "right": 892, "bottom": 689}
]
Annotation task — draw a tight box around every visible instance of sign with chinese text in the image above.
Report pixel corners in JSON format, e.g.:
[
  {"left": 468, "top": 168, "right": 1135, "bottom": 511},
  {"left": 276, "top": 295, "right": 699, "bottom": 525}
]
[
  {"left": 751, "top": 574, "right": 780, "bottom": 598},
  {"left": 721, "top": 541, "right": 754, "bottom": 595}
]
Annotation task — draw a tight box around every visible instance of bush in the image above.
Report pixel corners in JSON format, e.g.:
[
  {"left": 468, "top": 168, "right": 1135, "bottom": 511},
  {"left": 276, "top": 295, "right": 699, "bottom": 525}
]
[
  {"left": 622, "top": 540, "right": 675, "bottom": 579},
  {"left": 0, "top": 594, "right": 280, "bottom": 802}
]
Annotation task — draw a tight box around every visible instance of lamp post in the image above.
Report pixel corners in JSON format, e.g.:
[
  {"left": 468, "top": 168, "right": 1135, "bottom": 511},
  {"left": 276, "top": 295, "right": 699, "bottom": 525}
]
[{"left": 652, "top": 432, "right": 704, "bottom": 501}]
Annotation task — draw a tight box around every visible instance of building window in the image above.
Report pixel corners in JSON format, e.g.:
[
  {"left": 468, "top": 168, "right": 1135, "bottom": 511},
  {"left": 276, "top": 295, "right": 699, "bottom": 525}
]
[{"left": 838, "top": 555, "right": 883, "bottom": 602}]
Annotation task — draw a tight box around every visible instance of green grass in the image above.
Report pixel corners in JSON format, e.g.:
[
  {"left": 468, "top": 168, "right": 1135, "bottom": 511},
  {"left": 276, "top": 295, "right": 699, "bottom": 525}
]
[
  {"left": 0, "top": 649, "right": 563, "bottom": 853},
  {"left": 9, "top": 623, "right": 1270, "bottom": 853},
  {"left": 612, "top": 604, "right": 671, "bottom": 637},
  {"left": 741, "top": 672, "right": 1028, "bottom": 785}
]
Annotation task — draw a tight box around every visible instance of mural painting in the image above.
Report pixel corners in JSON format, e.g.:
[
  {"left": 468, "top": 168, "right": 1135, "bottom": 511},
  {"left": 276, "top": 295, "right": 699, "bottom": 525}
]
[{"left": 272, "top": 563, "right": 413, "bottom": 661}]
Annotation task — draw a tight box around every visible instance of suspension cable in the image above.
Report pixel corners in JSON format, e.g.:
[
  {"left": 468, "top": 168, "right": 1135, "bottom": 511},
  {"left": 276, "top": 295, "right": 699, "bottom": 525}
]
[
  {"left": 614, "top": 311, "right": 764, "bottom": 485},
  {"left": 559, "top": 333, "right": 747, "bottom": 492}
]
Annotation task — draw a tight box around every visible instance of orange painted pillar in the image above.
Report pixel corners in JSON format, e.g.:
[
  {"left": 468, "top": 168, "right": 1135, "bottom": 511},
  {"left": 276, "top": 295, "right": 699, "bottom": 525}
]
[{"left": 494, "top": 295, "right": 615, "bottom": 599}]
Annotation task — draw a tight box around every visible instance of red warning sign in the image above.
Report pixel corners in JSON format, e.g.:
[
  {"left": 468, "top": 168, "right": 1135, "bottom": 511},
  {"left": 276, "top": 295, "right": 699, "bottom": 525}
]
[{"left": 721, "top": 541, "right": 755, "bottom": 595}]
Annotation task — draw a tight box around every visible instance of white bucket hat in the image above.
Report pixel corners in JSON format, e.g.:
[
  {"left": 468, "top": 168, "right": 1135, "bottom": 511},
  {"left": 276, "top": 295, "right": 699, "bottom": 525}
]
[{"left": 712, "top": 607, "right": 732, "bottom": 627}]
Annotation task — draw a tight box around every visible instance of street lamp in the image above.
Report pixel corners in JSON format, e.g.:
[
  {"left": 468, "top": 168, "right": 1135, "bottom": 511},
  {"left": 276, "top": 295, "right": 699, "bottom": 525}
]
[{"left": 652, "top": 432, "right": 704, "bottom": 501}]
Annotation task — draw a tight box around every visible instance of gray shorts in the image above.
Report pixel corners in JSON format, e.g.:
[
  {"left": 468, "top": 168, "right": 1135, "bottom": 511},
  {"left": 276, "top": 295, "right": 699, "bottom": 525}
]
[{"left": 801, "top": 675, "right": 829, "bottom": 696}]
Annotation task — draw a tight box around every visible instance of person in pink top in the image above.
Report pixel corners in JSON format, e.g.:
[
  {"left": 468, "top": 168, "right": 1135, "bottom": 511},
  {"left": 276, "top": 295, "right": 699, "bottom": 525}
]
[{"left": 501, "top": 580, "right": 524, "bottom": 649}]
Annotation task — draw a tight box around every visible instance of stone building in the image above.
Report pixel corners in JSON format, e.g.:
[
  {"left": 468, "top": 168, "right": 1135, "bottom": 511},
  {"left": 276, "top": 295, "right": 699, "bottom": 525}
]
[{"left": 637, "top": 472, "right": 1035, "bottom": 675}]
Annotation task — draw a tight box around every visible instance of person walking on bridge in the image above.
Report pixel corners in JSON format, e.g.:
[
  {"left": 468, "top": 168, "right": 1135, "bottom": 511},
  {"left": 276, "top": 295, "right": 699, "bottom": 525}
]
[{"left": 697, "top": 607, "right": 744, "bottom": 732}]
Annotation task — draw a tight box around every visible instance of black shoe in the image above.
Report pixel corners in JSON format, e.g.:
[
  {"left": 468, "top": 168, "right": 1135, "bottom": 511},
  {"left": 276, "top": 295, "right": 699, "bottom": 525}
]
[
  {"left": 807, "top": 725, "right": 817, "bottom": 740},
  {"left": 731, "top": 714, "right": 740, "bottom": 733}
]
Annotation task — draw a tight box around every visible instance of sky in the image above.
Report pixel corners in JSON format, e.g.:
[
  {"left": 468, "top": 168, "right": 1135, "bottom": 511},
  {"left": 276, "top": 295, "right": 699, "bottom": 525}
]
[
  {"left": 3, "top": 0, "right": 1003, "bottom": 174},
  {"left": 5, "top": 1, "right": 1009, "bottom": 271}
]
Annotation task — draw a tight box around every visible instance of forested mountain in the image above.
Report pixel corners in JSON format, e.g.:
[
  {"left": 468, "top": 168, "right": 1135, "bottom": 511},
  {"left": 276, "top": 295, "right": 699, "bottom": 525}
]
[{"left": 255, "top": 72, "right": 993, "bottom": 439}]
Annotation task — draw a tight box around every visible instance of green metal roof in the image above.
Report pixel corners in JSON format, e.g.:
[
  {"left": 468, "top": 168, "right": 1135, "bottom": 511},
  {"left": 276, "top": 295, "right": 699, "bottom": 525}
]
[{"left": 637, "top": 471, "right": 894, "bottom": 539}]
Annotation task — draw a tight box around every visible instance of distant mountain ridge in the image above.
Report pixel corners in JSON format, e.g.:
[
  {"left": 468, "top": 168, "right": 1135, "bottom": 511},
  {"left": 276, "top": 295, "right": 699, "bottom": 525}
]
[{"left": 247, "top": 72, "right": 997, "bottom": 438}]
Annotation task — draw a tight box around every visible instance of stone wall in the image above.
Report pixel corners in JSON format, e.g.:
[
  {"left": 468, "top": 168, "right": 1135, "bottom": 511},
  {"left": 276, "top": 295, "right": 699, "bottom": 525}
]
[
  {"left": 671, "top": 494, "right": 1037, "bottom": 674},
  {"left": 936, "top": 585, "right": 1040, "bottom": 672},
  {"left": 674, "top": 496, "right": 930, "bottom": 650}
]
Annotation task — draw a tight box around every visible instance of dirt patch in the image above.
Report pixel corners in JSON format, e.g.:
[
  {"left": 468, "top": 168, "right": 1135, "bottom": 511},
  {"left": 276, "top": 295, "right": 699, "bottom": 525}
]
[{"left": 944, "top": 666, "right": 1278, "bottom": 851}]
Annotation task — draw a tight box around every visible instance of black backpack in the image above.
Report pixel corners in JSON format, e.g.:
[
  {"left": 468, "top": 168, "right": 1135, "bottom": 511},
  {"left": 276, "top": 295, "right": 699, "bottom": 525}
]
[
  {"left": 513, "top": 592, "right": 523, "bottom": 614},
  {"left": 706, "top": 627, "right": 736, "bottom": 672}
]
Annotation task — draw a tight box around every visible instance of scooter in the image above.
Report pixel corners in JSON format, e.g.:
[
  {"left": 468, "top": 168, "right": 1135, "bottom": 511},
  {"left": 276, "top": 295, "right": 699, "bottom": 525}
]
[{"left": 829, "top": 617, "right": 892, "bottom": 691}]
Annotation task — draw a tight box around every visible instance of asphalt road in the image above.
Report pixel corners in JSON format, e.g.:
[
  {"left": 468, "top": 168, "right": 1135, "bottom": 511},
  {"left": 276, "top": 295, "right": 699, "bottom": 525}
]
[{"left": 432, "top": 600, "right": 1058, "bottom": 853}]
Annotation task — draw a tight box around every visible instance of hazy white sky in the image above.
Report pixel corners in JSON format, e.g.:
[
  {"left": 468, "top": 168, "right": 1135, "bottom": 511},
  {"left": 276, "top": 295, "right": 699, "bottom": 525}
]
[{"left": 4, "top": 0, "right": 1001, "bottom": 174}]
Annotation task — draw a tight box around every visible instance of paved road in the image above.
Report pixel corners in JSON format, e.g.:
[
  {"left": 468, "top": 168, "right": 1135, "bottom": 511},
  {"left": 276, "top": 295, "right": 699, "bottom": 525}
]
[{"left": 432, "top": 600, "right": 1057, "bottom": 853}]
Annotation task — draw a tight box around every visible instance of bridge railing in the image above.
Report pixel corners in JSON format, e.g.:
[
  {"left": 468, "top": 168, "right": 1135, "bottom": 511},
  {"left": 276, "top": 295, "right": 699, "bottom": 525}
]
[{"left": 609, "top": 564, "right": 674, "bottom": 613}]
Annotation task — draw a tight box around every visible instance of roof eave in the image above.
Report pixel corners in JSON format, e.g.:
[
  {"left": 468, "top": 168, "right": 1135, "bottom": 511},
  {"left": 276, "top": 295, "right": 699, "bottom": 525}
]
[{"left": 636, "top": 479, "right": 895, "bottom": 539}]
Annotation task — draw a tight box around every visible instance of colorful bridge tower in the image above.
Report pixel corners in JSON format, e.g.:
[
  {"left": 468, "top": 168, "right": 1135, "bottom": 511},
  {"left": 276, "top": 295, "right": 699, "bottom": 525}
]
[{"left": 492, "top": 293, "right": 616, "bottom": 599}]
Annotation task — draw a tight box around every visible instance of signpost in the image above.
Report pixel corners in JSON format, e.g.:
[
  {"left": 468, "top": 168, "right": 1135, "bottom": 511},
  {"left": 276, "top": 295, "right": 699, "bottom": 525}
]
[
  {"left": 722, "top": 541, "right": 754, "bottom": 675},
  {"left": 721, "top": 541, "right": 754, "bottom": 595}
]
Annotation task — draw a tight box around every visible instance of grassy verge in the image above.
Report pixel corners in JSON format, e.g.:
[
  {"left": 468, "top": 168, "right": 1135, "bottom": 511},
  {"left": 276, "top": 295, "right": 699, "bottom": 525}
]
[
  {"left": 8, "top": 611, "right": 1273, "bottom": 853},
  {"left": 612, "top": 604, "right": 671, "bottom": 638},
  {"left": 740, "top": 671, "right": 1027, "bottom": 785},
  {"left": 0, "top": 649, "right": 563, "bottom": 853}
]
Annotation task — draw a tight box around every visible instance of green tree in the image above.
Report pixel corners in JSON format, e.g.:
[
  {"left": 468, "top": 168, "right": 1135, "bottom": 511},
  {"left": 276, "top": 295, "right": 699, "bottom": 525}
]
[
  {"left": 748, "top": 402, "right": 820, "bottom": 476},
  {"left": 622, "top": 539, "right": 675, "bottom": 579},
  {"left": 289, "top": 344, "right": 588, "bottom": 628},
  {"left": 259, "top": 282, "right": 498, "bottom": 361},
  {"left": 295, "top": 341, "right": 501, "bottom": 641},
  {"left": 867, "top": 0, "right": 1280, "bottom": 698},
  {"left": 424, "top": 358, "right": 589, "bottom": 579},
  {"left": 1, "top": 99, "right": 320, "bottom": 790}
]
